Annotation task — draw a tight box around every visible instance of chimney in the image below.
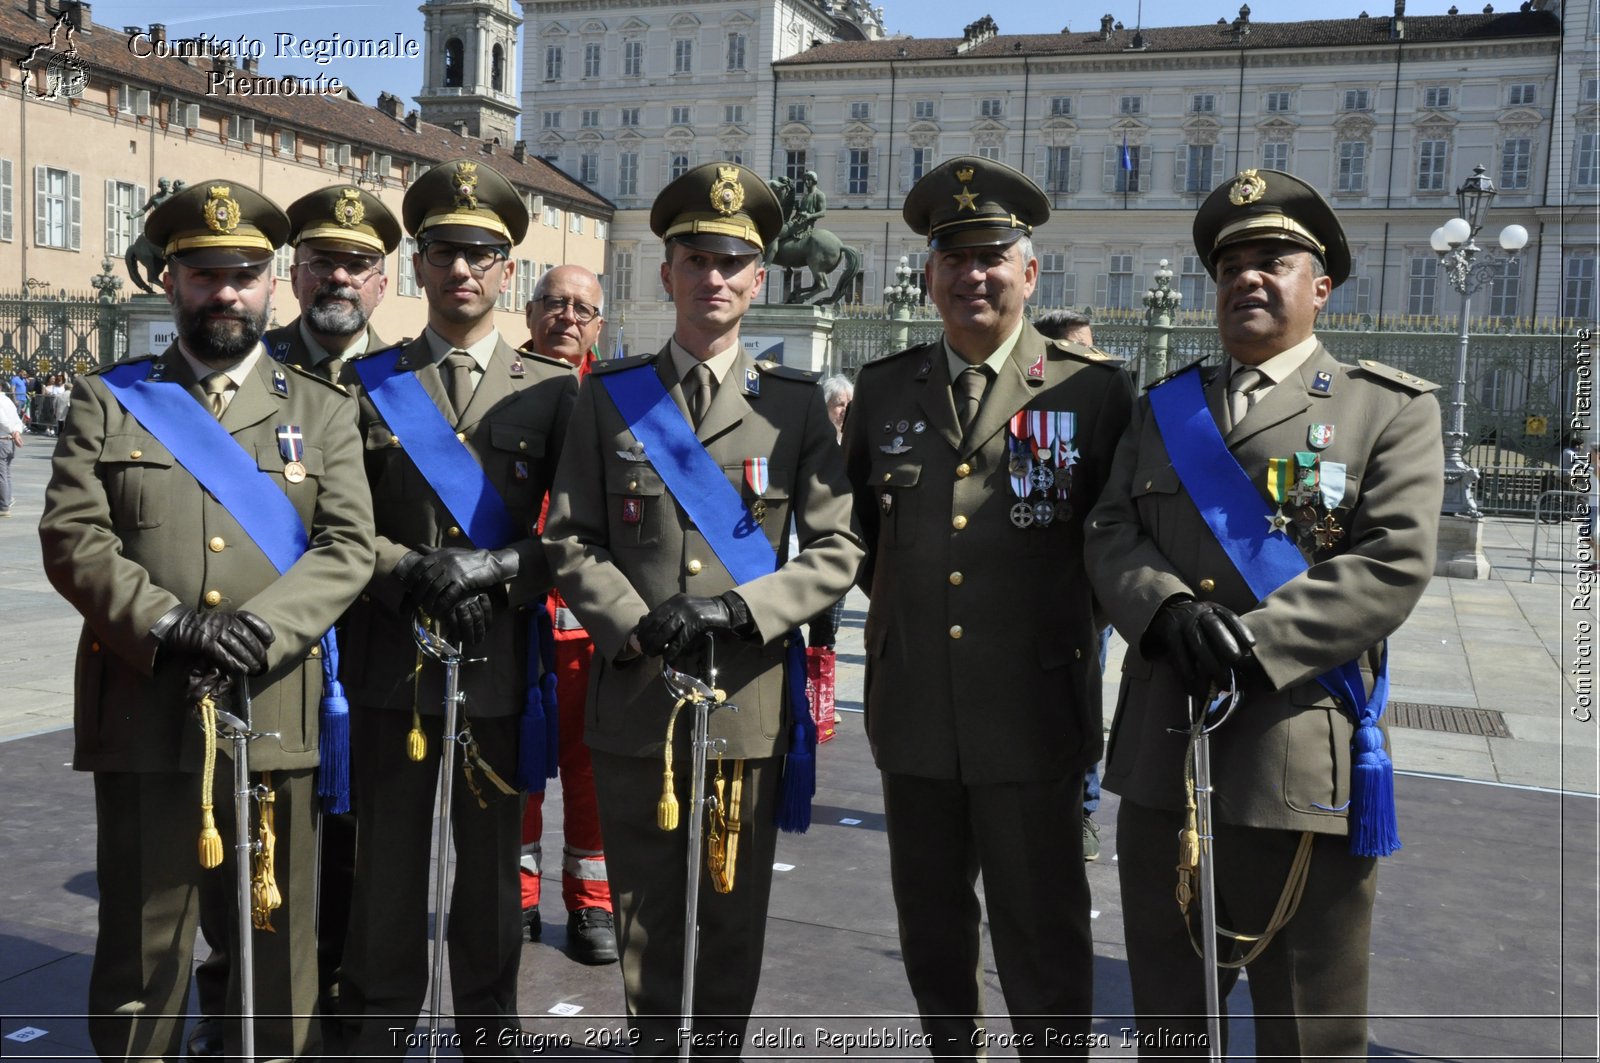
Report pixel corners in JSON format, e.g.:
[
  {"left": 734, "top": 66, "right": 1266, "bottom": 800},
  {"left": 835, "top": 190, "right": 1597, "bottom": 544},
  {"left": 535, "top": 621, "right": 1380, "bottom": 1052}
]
[
  {"left": 242, "top": 55, "right": 258, "bottom": 73},
  {"left": 377, "top": 91, "right": 403, "bottom": 119},
  {"left": 480, "top": 139, "right": 494, "bottom": 155},
  {"left": 405, "top": 109, "right": 421, "bottom": 132},
  {"left": 1099, "top": 14, "right": 1115, "bottom": 39},
  {"left": 512, "top": 140, "right": 527, "bottom": 162},
  {"left": 149, "top": 23, "right": 166, "bottom": 46},
  {"left": 451, "top": 119, "right": 470, "bottom": 137},
  {"left": 27, "top": 0, "right": 39, "bottom": 21},
  {"left": 1391, "top": 0, "right": 1406, "bottom": 37},
  {"left": 62, "top": 1, "right": 90, "bottom": 32}
]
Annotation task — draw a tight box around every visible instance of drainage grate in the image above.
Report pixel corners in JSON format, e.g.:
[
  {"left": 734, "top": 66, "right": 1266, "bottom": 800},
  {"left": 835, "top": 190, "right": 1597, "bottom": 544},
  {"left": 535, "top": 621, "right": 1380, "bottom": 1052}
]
[{"left": 1388, "top": 701, "right": 1511, "bottom": 738}]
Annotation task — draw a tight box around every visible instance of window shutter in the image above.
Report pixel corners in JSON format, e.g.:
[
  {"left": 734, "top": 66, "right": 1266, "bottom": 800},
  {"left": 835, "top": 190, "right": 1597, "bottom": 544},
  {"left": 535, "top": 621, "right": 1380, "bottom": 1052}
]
[
  {"left": 1094, "top": 274, "right": 1108, "bottom": 305},
  {"left": 69, "top": 170, "right": 81, "bottom": 250},
  {"left": 1138, "top": 147, "right": 1151, "bottom": 193},
  {"left": 1211, "top": 147, "right": 1225, "bottom": 188},
  {"left": 34, "top": 165, "right": 47, "bottom": 245},
  {"left": 105, "top": 178, "right": 117, "bottom": 251},
  {"left": 0, "top": 159, "right": 13, "bottom": 242},
  {"left": 1174, "top": 147, "right": 1188, "bottom": 193},
  {"left": 1069, "top": 149, "right": 1082, "bottom": 194},
  {"left": 135, "top": 184, "right": 147, "bottom": 239},
  {"left": 1102, "top": 150, "right": 1115, "bottom": 193}
]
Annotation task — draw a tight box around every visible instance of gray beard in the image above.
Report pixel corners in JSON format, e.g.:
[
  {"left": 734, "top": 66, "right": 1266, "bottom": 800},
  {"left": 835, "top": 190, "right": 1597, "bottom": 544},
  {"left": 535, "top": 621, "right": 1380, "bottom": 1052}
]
[{"left": 306, "top": 290, "right": 366, "bottom": 337}]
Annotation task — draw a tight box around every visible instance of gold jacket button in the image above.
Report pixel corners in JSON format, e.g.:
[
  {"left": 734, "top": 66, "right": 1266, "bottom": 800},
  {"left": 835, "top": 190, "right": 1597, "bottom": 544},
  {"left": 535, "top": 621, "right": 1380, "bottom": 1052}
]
[
  {"left": 882, "top": 472, "right": 892, "bottom": 483},
  {"left": 208, "top": 537, "right": 225, "bottom": 553},
  {"left": 1144, "top": 480, "right": 1153, "bottom": 490},
  {"left": 129, "top": 449, "right": 143, "bottom": 459},
  {"left": 629, "top": 480, "right": 639, "bottom": 491},
  {"left": 687, "top": 559, "right": 703, "bottom": 575},
  {"left": 389, "top": 435, "right": 402, "bottom": 447},
  {"left": 956, "top": 463, "right": 971, "bottom": 478},
  {"left": 456, "top": 432, "right": 467, "bottom": 443},
  {"left": 1075, "top": 648, "right": 1083, "bottom": 659},
  {"left": 203, "top": 590, "right": 223, "bottom": 607},
  {"left": 952, "top": 514, "right": 968, "bottom": 530},
  {"left": 519, "top": 440, "right": 528, "bottom": 451},
  {"left": 949, "top": 625, "right": 963, "bottom": 639},
  {"left": 309, "top": 645, "right": 321, "bottom": 658},
  {"left": 446, "top": 526, "right": 461, "bottom": 538},
  {"left": 90, "top": 641, "right": 100, "bottom": 653},
  {"left": 1199, "top": 578, "right": 1216, "bottom": 593},
  {"left": 949, "top": 571, "right": 963, "bottom": 585}
]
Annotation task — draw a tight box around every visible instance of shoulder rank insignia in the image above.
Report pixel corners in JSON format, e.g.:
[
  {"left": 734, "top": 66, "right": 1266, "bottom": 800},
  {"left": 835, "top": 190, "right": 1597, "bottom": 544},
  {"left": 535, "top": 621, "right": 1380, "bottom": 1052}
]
[
  {"left": 1027, "top": 353, "right": 1045, "bottom": 379},
  {"left": 508, "top": 356, "right": 525, "bottom": 378},
  {"left": 745, "top": 366, "right": 760, "bottom": 396},
  {"left": 916, "top": 357, "right": 932, "bottom": 380},
  {"left": 272, "top": 368, "right": 289, "bottom": 395},
  {"left": 271, "top": 341, "right": 291, "bottom": 362},
  {"left": 1311, "top": 370, "right": 1333, "bottom": 395}
]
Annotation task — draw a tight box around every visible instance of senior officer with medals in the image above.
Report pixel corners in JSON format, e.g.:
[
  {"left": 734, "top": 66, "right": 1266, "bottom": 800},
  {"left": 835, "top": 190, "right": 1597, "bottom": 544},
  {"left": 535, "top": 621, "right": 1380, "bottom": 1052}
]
[
  {"left": 1085, "top": 169, "right": 1443, "bottom": 1057},
  {"left": 543, "top": 162, "right": 864, "bottom": 1057},
  {"left": 842, "top": 156, "right": 1133, "bottom": 1056},
  {"left": 262, "top": 185, "right": 401, "bottom": 386},
  {"left": 39, "top": 181, "right": 375, "bottom": 1062},
  {"left": 334, "top": 159, "right": 577, "bottom": 1057}
]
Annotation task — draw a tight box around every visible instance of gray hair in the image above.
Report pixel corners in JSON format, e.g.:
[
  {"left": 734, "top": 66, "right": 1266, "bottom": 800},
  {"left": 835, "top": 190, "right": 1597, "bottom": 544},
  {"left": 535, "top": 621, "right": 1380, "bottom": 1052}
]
[
  {"left": 1032, "top": 309, "right": 1093, "bottom": 342},
  {"left": 821, "top": 374, "right": 854, "bottom": 404}
]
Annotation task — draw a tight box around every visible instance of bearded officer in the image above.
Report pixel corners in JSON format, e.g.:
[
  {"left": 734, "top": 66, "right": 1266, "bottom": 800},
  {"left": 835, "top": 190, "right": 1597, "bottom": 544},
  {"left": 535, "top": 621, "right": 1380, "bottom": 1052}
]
[
  {"left": 334, "top": 159, "right": 577, "bottom": 1057},
  {"left": 1085, "top": 169, "right": 1443, "bottom": 1056},
  {"left": 841, "top": 156, "right": 1132, "bottom": 1056},
  {"left": 39, "top": 180, "right": 375, "bottom": 1062},
  {"left": 543, "top": 162, "right": 863, "bottom": 1057},
  {"left": 262, "top": 185, "right": 401, "bottom": 385}
]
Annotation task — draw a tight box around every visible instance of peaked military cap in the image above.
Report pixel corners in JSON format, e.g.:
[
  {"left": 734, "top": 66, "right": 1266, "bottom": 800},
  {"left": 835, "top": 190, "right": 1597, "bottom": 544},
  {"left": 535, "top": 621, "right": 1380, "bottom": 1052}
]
[
  {"left": 403, "top": 158, "right": 529, "bottom": 245},
  {"left": 650, "top": 161, "right": 782, "bottom": 256},
  {"left": 904, "top": 155, "right": 1049, "bottom": 251},
  {"left": 1193, "top": 168, "right": 1351, "bottom": 287},
  {"left": 143, "top": 180, "right": 289, "bottom": 268},
  {"left": 286, "top": 185, "right": 401, "bottom": 255}
]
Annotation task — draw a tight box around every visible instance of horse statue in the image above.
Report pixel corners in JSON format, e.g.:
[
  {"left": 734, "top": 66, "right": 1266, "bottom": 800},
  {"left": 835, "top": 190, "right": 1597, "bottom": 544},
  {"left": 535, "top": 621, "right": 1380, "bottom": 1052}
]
[
  {"left": 123, "top": 178, "right": 183, "bottom": 294},
  {"left": 764, "top": 172, "right": 861, "bottom": 306}
]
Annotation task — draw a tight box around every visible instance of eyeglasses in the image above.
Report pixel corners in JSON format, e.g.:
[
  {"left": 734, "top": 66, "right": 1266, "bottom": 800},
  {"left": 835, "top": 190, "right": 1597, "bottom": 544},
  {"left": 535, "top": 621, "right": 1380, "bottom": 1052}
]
[
  {"left": 419, "top": 242, "right": 510, "bottom": 275},
  {"left": 537, "top": 295, "right": 601, "bottom": 323},
  {"left": 301, "top": 255, "right": 384, "bottom": 284}
]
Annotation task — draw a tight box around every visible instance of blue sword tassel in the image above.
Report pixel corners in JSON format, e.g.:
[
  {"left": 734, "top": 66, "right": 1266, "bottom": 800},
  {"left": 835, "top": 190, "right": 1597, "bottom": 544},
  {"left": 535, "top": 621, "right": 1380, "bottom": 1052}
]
[
  {"left": 517, "top": 603, "right": 559, "bottom": 793},
  {"left": 317, "top": 630, "right": 351, "bottom": 815},
  {"left": 774, "top": 634, "right": 815, "bottom": 833}
]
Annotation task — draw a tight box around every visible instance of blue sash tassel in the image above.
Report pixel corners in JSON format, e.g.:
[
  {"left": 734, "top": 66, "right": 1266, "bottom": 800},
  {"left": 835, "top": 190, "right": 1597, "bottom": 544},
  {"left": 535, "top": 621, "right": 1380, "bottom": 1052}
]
[
  {"left": 317, "top": 631, "right": 351, "bottom": 815},
  {"left": 1148, "top": 367, "right": 1399, "bottom": 857},
  {"left": 517, "top": 602, "right": 561, "bottom": 793}
]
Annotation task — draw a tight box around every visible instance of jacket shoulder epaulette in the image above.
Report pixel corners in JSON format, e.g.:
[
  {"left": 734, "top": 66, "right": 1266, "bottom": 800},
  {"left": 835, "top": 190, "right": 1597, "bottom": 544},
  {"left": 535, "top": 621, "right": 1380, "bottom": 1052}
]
[
  {"left": 1354, "top": 359, "right": 1440, "bottom": 395},
  {"left": 1047, "top": 338, "right": 1126, "bottom": 369},
  {"left": 1142, "top": 357, "right": 1208, "bottom": 392},
  {"left": 753, "top": 360, "right": 820, "bottom": 383},
  {"left": 858, "top": 341, "right": 938, "bottom": 376},
  {"left": 280, "top": 361, "right": 347, "bottom": 394},
  {"left": 348, "top": 340, "right": 411, "bottom": 362},
  {"left": 589, "top": 351, "right": 658, "bottom": 376},
  {"left": 85, "top": 352, "right": 157, "bottom": 376},
  {"left": 514, "top": 349, "right": 573, "bottom": 372}
]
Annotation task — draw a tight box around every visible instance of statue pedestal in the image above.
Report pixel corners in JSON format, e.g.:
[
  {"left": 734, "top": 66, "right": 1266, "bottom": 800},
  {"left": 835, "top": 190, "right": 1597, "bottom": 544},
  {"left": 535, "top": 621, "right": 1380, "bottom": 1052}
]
[
  {"left": 124, "top": 294, "right": 176, "bottom": 358},
  {"left": 1435, "top": 515, "right": 1491, "bottom": 580},
  {"left": 740, "top": 305, "right": 836, "bottom": 374}
]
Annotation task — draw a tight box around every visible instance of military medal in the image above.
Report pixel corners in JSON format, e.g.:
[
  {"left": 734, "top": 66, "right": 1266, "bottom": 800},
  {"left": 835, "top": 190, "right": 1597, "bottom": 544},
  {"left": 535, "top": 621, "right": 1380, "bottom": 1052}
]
[
  {"left": 1033, "top": 499, "right": 1056, "bottom": 526},
  {"left": 1010, "top": 501, "right": 1035, "bottom": 528},
  {"left": 744, "top": 457, "right": 769, "bottom": 522},
  {"left": 1315, "top": 461, "right": 1349, "bottom": 547},
  {"left": 1029, "top": 464, "right": 1055, "bottom": 492},
  {"left": 896, "top": 419, "right": 910, "bottom": 434},
  {"left": 1265, "top": 457, "right": 1293, "bottom": 535},
  {"left": 276, "top": 424, "right": 307, "bottom": 483}
]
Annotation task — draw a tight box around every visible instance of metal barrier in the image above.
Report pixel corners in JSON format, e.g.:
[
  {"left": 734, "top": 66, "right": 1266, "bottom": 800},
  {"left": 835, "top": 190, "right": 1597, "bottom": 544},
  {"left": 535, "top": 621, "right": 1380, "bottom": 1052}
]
[{"left": 1526, "top": 490, "right": 1590, "bottom": 582}]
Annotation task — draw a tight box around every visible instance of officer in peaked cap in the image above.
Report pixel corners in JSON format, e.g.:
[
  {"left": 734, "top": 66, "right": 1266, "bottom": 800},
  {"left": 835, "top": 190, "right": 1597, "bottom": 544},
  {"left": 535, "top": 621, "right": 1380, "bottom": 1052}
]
[
  {"left": 844, "top": 153, "right": 1131, "bottom": 1053},
  {"left": 902, "top": 154, "right": 1050, "bottom": 250},
  {"left": 1192, "top": 165, "right": 1351, "bottom": 287},
  {"left": 545, "top": 160, "right": 862, "bottom": 1057},
  {"left": 335, "top": 156, "right": 575, "bottom": 1058},
  {"left": 257, "top": 186, "right": 401, "bottom": 386},
  {"left": 1086, "top": 167, "right": 1442, "bottom": 1055},
  {"left": 142, "top": 179, "right": 290, "bottom": 267}
]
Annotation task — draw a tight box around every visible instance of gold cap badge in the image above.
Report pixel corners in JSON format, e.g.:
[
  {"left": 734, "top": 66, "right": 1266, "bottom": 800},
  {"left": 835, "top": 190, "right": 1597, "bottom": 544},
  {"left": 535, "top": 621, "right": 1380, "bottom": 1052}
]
[
  {"left": 451, "top": 162, "right": 480, "bottom": 211},
  {"left": 1228, "top": 168, "right": 1266, "bottom": 206},
  {"left": 956, "top": 166, "right": 975, "bottom": 183},
  {"left": 710, "top": 166, "right": 745, "bottom": 216},
  {"left": 333, "top": 188, "right": 365, "bottom": 229},
  {"left": 202, "top": 185, "right": 240, "bottom": 234}
]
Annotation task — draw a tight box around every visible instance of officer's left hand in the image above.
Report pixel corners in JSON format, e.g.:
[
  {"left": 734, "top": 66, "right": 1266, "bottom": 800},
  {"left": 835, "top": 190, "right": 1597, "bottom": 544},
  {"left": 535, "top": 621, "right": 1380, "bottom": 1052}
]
[
  {"left": 411, "top": 547, "right": 520, "bottom": 615},
  {"left": 441, "top": 593, "right": 493, "bottom": 647},
  {"left": 635, "top": 594, "right": 736, "bottom": 663}
]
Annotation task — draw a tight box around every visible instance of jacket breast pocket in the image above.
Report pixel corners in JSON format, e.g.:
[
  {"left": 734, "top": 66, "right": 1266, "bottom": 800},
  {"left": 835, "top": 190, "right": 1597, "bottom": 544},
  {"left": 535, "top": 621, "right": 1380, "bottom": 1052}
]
[
  {"left": 606, "top": 461, "right": 668, "bottom": 547},
  {"left": 102, "top": 432, "right": 175, "bottom": 530},
  {"left": 1130, "top": 462, "right": 1182, "bottom": 549},
  {"left": 489, "top": 422, "right": 547, "bottom": 524},
  {"left": 722, "top": 463, "right": 791, "bottom": 549},
  {"left": 869, "top": 458, "right": 921, "bottom": 548}
]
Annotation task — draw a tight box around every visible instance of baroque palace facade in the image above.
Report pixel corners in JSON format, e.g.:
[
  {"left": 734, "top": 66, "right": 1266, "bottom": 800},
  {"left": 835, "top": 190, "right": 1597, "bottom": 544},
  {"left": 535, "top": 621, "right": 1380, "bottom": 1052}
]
[
  {"left": 0, "top": 0, "right": 612, "bottom": 367},
  {"left": 519, "top": 0, "right": 1595, "bottom": 355}
]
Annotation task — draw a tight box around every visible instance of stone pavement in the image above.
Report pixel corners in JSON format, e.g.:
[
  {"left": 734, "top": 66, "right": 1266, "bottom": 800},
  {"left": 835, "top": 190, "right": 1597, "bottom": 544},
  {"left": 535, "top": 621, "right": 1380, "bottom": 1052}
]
[{"left": 0, "top": 438, "right": 1595, "bottom": 1059}]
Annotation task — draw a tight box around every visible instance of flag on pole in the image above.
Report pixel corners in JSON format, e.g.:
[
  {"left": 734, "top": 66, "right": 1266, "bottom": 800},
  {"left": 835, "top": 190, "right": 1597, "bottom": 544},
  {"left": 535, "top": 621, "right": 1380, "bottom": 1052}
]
[
  {"left": 1121, "top": 132, "right": 1133, "bottom": 173},
  {"left": 612, "top": 323, "right": 625, "bottom": 359}
]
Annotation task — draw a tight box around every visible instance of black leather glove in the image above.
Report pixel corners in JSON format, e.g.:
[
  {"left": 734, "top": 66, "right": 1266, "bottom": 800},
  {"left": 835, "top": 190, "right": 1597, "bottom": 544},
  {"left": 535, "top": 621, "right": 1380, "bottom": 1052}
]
[
  {"left": 158, "top": 607, "right": 275, "bottom": 676},
  {"left": 409, "top": 547, "right": 519, "bottom": 616},
  {"left": 1148, "top": 598, "right": 1256, "bottom": 697},
  {"left": 442, "top": 593, "right": 493, "bottom": 648},
  {"left": 635, "top": 592, "right": 751, "bottom": 663}
]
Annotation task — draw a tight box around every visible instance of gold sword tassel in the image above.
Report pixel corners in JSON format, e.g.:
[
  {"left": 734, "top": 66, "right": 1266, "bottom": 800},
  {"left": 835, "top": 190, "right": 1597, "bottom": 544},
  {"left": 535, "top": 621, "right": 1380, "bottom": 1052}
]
[
  {"left": 197, "top": 692, "right": 224, "bottom": 869},
  {"left": 251, "top": 772, "right": 282, "bottom": 931}
]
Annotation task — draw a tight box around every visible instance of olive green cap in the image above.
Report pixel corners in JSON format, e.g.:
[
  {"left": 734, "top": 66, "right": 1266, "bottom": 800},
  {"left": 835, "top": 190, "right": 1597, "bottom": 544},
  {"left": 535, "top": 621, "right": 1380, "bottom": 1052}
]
[
  {"left": 286, "top": 185, "right": 401, "bottom": 255},
  {"left": 403, "top": 158, "right": 529, "bottom": 245},
  {"left": 903, "top": 155, "right": 1049, "bottom": 250},
  {"left": 1193, "top": 168, "right": 1351, "bottom": 287},
  {"left": 650, "top": 162, "right": 782, "bottom": 256},
  {"left": 144, "top": 180, "right": 288, "bottom": 267}
]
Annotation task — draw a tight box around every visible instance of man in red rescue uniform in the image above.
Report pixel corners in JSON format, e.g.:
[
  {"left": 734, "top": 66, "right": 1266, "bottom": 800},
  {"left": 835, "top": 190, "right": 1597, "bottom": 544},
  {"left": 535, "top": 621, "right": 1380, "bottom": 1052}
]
[{"left": 519, "top": 265, "right": 618, "bottom": 964}]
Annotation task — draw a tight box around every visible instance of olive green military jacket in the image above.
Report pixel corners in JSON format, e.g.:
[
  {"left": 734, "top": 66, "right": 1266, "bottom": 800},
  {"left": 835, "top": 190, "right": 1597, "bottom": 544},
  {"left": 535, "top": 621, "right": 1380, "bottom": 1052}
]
[
  {"left": 843, "top": 323, "right": 1134, "bottom": 785},
  {"left": 263, "top": 318, "right": 387, "bottom": 387},
  {"left": 40, "top": 346, "right": 375, "bottom": 774},
  {"left": 338, "top": 334, "right": 576, "bottom": 715},
  {"left": 543, "top": 345, "right": 864, "bottom": 760},
  {"left": 1085, "top": 345, "right": 1443, "bottom": 835}
]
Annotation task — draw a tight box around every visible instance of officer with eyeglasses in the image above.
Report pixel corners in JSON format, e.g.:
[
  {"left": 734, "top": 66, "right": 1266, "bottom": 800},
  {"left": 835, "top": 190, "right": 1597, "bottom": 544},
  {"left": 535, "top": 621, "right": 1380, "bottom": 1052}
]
[
  {"left": 261, "top": 185, "right": 401, "bottom": 388},
  {"left": 333, "top": 159, "right": 578, "bottom": 1058}
]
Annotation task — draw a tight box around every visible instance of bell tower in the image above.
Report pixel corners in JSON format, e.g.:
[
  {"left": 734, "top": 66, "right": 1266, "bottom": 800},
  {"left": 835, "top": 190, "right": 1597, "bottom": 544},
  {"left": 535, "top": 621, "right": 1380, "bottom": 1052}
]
[{"left": 415, "top": 0, "right": 521, "bottom": 145}]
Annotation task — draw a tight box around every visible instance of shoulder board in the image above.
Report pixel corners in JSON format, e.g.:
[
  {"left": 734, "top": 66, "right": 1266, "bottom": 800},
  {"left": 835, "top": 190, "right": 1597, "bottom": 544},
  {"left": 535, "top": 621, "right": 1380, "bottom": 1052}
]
[
  {"left": 515, "top": 349, "right": 572, "bottom": 372},
  {"left": 858, "top": 341, "right": 938, "bottom": 375},
  {"left": 1143, "top": 357, "right": 1208, "bottom": 392},
  {"left": 86, "top": 352, "right": 157, "bottom": 376},
  {"left": 349, "top": 341, "right": 410, "bottom": 363},
  {"left": 589, "top": 351, "right": 658, "bottom": 376},
  {"left": 1355, "top": 359, "right": 1440, "bottom": 394},
  {"left": 753, "top": 360, "right": 820, "bottom": 383},
  {"left": 281, "top": 361, "right": 347, "bottom": 394},
  {"left": 1047, "top": 338, "right": 1125, "bottom": 367}
]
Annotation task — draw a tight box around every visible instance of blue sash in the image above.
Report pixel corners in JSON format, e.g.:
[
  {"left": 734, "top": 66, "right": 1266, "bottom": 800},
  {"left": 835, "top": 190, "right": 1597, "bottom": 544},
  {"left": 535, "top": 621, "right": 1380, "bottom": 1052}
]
[
  {"left": 101, "top": 361, "right": 351, "bottom": 812},
  {"left": 353, "top": 346, "right": 516, "bottom": 550},
  {"left": 1147, "top": 366, "right": 1399, "bottom": 858},
  {"left": 599, "top": 363, "right": 815, "bottom": 832},
  {"left": 353, "top": 346, "right": 556, "bottom": 791}
]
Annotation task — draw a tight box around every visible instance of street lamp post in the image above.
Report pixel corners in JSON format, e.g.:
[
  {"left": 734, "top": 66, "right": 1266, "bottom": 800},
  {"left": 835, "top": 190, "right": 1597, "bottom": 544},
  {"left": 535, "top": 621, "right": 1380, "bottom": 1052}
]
[
  {"left": 1431, "top": 164, "right": 1530, "bottom": 520},
  {"left": 1141, "top": 258, "right": 1182, "bottom": 389},
  {"left": 883, "top": 255, "right": 921, "bottom": 352}
]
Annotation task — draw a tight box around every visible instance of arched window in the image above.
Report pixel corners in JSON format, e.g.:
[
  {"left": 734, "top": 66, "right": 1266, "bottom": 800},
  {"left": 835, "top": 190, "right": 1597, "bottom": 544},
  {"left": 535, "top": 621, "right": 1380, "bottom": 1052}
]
[
  {"left": 443, "top": 38, "right": 464, "bottom": 88},
  {"left": 492, "top": 44, "right": 505, "bottom": 92}
]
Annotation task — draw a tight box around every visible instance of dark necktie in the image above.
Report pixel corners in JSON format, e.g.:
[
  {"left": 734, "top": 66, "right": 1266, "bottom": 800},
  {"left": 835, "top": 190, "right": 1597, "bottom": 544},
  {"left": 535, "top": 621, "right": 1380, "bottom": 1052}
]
[
  {"left": 200, "top": 372, "right": 233, "bottom": 419},
  {"left": 1226, "top": 366, "right": 1263, "bottom": 432},
  {"left": 443, "top": 350, "right": 476, "bottom": 419},
  {"left": 954, "top": 366, "right": 989, "bottom": 433},
  {"left": 686, "top": 362, "right": 715, "bottom": 429}
]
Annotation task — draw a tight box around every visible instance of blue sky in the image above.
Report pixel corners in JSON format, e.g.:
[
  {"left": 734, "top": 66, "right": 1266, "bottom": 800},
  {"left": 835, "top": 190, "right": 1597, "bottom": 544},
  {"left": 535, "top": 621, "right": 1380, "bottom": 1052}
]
[{"left": 89, "top": 0, "right": 1412, "bottom": 113}]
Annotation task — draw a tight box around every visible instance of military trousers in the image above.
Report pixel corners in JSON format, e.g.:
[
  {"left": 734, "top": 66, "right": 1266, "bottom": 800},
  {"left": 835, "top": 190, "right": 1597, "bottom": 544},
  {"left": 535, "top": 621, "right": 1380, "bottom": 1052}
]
[
  {"left": 1116, "top": 797, "right": 1378, "bottom": 1061},
  {"left": 881, "top": 770, "right": 1094, "bottom": 1059},
  {"left": 89, "top": 767, "right": 319, "bottom": 1063}
]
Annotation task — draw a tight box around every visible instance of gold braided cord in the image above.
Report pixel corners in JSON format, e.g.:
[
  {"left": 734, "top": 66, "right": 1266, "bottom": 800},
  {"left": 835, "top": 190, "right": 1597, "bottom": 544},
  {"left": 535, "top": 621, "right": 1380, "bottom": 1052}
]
[
  {"left": 251, "top": 771, "right": 282, "bottom": 931},
  {"left": 407, "top": 641, "right": 427, "bottom": 762},
  {"left": 197, "top": 693, "right": 223, "bottom": 869},
  {"left": 707, "top": 757, "right": 743, "bottom": 894},
  {"left": 657, "top": 697, "right": 687, "bottom": 830}
]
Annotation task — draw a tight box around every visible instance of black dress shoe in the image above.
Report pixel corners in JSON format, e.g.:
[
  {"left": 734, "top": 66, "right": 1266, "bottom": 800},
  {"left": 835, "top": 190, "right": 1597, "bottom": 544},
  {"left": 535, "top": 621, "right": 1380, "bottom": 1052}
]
[
  {"left": 187, "top": 1014, "right": 224, "bottom": 1058},
  {"left": 567, "top": 907, "right": 619, "bottom": 965},
  {"left": 522, "top": 905, "right": 541, "bottom": 942}
]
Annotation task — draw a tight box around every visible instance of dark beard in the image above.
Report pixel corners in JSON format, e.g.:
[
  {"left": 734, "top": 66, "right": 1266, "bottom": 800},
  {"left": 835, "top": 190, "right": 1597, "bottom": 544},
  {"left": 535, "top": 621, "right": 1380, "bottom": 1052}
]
[
  {"left": 176, "top": 301, "right": 268, "bottom": 365},
  {"left": 305, "top": 283, "right": 366, "bottom": 337}
]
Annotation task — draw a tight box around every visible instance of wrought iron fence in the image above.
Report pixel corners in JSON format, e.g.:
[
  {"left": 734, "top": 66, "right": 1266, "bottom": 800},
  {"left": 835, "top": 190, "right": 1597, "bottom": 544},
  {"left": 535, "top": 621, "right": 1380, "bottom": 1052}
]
[
  {"left": 0, "top": 290, "right": 131, "bottom": 380},
  {"left": 834, "top": 311, "right": 1586, "bottom": 517}
]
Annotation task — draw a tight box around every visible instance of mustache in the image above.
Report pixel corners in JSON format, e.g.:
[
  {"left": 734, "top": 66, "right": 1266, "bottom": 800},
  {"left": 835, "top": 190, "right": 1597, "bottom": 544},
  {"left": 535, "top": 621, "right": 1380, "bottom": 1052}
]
[{"left": 314, "top": 283, "right": 361, "bottom": 303}]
